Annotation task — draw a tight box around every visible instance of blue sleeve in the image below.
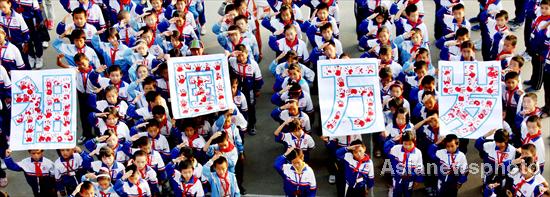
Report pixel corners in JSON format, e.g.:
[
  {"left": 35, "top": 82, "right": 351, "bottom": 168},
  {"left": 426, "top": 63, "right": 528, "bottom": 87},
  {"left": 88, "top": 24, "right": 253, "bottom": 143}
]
[
  {"left": 427, "top": 144, "right": 440, "bottom": 162},
  {"left": 114, "top": 179, "right": 129, "bottom": 197},
  {"left": 270, "top": 93, "right": 284, "bottom": 106},
  {"left": 335, "top": 147, "right": 348, "bottom": 160},
  {"left": 394, "top": 35, "right": 406, "bottom": 47},
  {"left": 87, "top": 94, "right": 98, "bottom": 112},
  {"left": 383, "top": 139, "right": 397, "bottom": 157},
  {"left": 170, "top": 147, "right": 180, "bottom": 160},
  {"left": 165, "top": 162, "right": 176, "bottom": 177},
  {"left": 59, "top": 0, "right": 72, "bottom": 13},
  {"left": 88, "top": 112, "right": 98, "bottom": 128},
  {"left": 56, "top": 22, "right": 66, "bottom": 35},
  {"left": 267, "top": 0, "right": 278, "bottom": 11},
  {"left": 274, "top": 132, "right": 284, "bottom": 143},
  {"left": 268, "top": 36, "right": 280, "bottom": 53},
  {"left": 84, "top": 138, "right": 97, "bottom": 152},
  {"left": 217, "top": 34, "right": 228, "bottom": 50},
  {"left": 514, "top": 114, "right": 523, "bottom": 131},
  {"left": 435, "top": 36, "right": 448, "bottom": 49},
  {"left": 88, "top": 71, "right": 101, "bottom": 87},
  {"left": 254, "top": 77, "right": 264, "bottom": 92},
  {"left": 130, "top": 125, "right": 141, "bottom": 136},
  {"left": 212, "top": 23, "right": 222, "bottom": 35},
  {"left": 4, "top": 157, "right": 23, "bottom": 171},
  {"left": 261, "top": 17, "right": 276, "bottom": 33},
  {"left": 122, "top": 140, "right": 133, "bottom": 156},
  {"left": 157, "top": 21, "right": 170, "bottom": 33},
  {"left": 80, "top": 151, "right": 93, "bottom": 170},
  {"left": 270, "top": 107, "right": 283, "bottom": 123},
  {"left": 126, "top": 104, "right": 142, "bottom": 120},
  {"left": 273, "top": 155, "right": 287, "bottom": 176},
  {"left": 357, "top": 19, "right": 370, "bottom": 36},
  {"left": 475, "top": 137, "right": 487, "bottom": 154}
]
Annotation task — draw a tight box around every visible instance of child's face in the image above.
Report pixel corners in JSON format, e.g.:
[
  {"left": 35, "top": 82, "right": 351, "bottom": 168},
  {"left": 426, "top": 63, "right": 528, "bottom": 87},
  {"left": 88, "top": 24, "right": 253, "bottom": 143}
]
[
  {"left": 175, "top": 16, "right": 185, "bottom": 27},
  {"left": 175, "top": 1, "right": 186, "bottom": 11},
  {"left": 134, "top": 155, "right": 147, "bottom": 170},
  {"left": 503, "top": 40, "right": 515, "bottom": 52},
  {"left": 215, "top": 162, "right": 228, "bottom": 177},
  {"left": 105, "top": 90, "right": 118, "bottom": 104},
  {"left": 415, "top": 68, "right": 427, "bottom": 79},
  {"left": 136, "top": 43, "right": 148, "bottom": 55},
  {"left": 140, "top": 144, "right": 151, "bottom": 154},
  {"left": 184, "top": 126, "right": 195, "bottom": 137},
  {"left": 137, "top": 66, "right": 149, "bottom": 79},
  {"left": 141, "top": 32, "right": 153, "bottom": 44},
  {"left": 457, "top": 35, "right": 469, "bottom": 42},
  {"left": 151, "top": 0, "right": 162, "bottom": 10},
  {"left": 228, "top": 32, "right": 241, "bottom": 43},
  {"left": 461, "top": 48, "right": 474, "bottom": 59},
  {"left": 445, "top": 141, "right": 458, "bottom": 153},
  {"left": 231, "top": 81, "right": 238, "bottom": 95},
  {"left": 0, "top": 1, "right": 11, "bottom": 14},
  {"left": 147, "top": 126, "right": 160, "bottom": 137},
  {"left": 128, "top": 173, "right": 139, "bottom": 184},
  {"left": 109, "top": 71, "right": 122, "bottom": 84},
  {"left": 396, "top": 113, "right": 407, "bottom": 126},
  {"left": 29, "top": 150, "right": 43, "bottom": 161},
  {"left": 495, "top": 141, "right": 507, "bottom": 150},
  {"left": 496, "top": 16, "right": 507, "bottom": 27},
  {"left": 508, "top": 61, "right": 521, "bottom": 73},
  {"left": 380, "top": 76, "right": 392, "bottom": 87},
  {"left": 411, "top": 33, "right": 422, "bottom": 44},
  {"left": 288, "top": 104, "right": 299, "bottom": 116},
  {"left": 108, "top": 36, "right": 119, "bottom": 48},
  {"left": 106, "top": 114, "right": 118, "bottom": 126},
  {"left": 79, "top": 188, "right": 95, "bottom": 197},
  {"left": 520, "top": 149, "right": 535, "bottom": 158},
  {"left": 505, "top": 78, "right": 518, "bottom": 90},
  {"left": 98, "top": 178, "right": 111, "bottom": 190},
  {"left": 181, "top": 167, "right": 194, "bottom": 180},
  {"left": 428, "top": 118, "right": 439, "bottom": 128},
  {"left": 541, "top": 4, "right": 550, "bottom": 16},
  {"left": 106, "top": 135, "right": 118, "bottom": 147},
  {"left": 407, "top": 11, "right": 419, "bottom": 22},
  {"left": 74, "top": 37, "right": 86, "bottom": 49},
  {"left": 379, "top": 53, "right": 392, "bottom": 63},
  {"left": 317, "top": 9, "right": 329, "bottom": 20},
  {"left": 375, "top": 15, "right": 385, "bottom": 24},
  {"left": 281, "top": 10, "right": 292, "bottom": 22},
  {"left": 224, "top": 114, "right": 232, "bottom": 128},
  {"left": 321, "top": 28, "right": 333, "bottom": 41},
  {"left": 452, "top": 9, "right": 465, "bottom": 20},
  {"left": 402, "top": 141, "right": 414, "bottom": 150},
  {"left": 73, "top": 13, "right": 87, "bottom": 27},
  {"left": 285, "top": 29, "right": 297, "bottom": 41},
  {"left": 235, "top": 19, "right": 248, "bottom": 33},
  {"left": 161, "top": 69, "right": 169, "bottom": 80},
  {"left": 171, "top": 38, "right": 181, "bottom": 48},
  {"left": 292, "top": 129, "right": 302, "bottom": 137},
  {"left": 424, "top": 98, "right": 436, "bottom": 110},
  {"left": 154, "top": 114, "right": 165, "bottom": 122},
  {"left": 288, "top": 69, "right": 301, "bottom": 81},
  {"left": 352, "top": 146, "right": 366, "bottom": 160},
  {"left": 378, "top": 31, "right": 389, "bottom": 43},
  {"left": 523, "top": 97, "right": 536, "bottom": 111},
  {"left": 0, "top": 32, "right": 6, "bottom": 43},
  {"left": 76, "top": 58, "right": 90, "bottom": 71},
  {"left": 323, "top": 45, "right": 337, "bottom": 59},
  {"left": 143, "top": 84, "right": 155, "bottom": 93},
  {"left": 416, "top": 53, "right": 430, "bottom": 63},
  {"left": 237, "top": 52, "right": 248, "bottom": 63},
  {"left": 291, "top": 157, "right": 304, "bottom": 169},
  {"left": 102, "top": 155, "right": 115, "bottom": 166},
  {"left": 390, "top": 87, "right": 402, "bottom": 98},
  {"left": 526, "top": 121, "right": 540, "bottom": 133},
  {"left": 423, "top": 82, "right": 435, "bottom": 91},
  {"left": 60, "top": 149, "right": 74, "bottom": 159}
]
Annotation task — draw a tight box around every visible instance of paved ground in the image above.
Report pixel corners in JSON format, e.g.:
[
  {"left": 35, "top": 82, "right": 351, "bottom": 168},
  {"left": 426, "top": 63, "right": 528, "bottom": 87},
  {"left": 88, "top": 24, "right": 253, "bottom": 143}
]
[{"left": 1, "top": 1, "right": 549, "bottom": 196}]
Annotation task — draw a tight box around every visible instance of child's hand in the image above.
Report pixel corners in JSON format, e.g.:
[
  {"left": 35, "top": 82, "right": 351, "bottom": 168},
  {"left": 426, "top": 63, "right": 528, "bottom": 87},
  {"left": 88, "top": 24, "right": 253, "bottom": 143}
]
[
  {"left": 84, "top": 172, "right": 96, "bottom": 179},
  {"left": 445, "top": 32, "right": 455, "bottom": 39},
  {"left": 127, "top": 159, "right": 135, "bottom": 166},
  {"left": 96, "top": 28, "right": 106, "bottom": 35},
  {"left": 230, "top": 50, "right": 242, "bottom": 57},
  {"left": 90, "top": 147, "right": 101, "bottom": 156},
  {"left": 73, "top": 146, "right": 82, "bottom": 153},
  {"left": 96, "top": 135, "right": 109, "bottom": 142},
  {"left": 435, "top": 136, "right": 445, "bottom": 145},
  {"left": 137, "top": 122, "right": 149, "bottom": 128},
  {"left": 321, "top": 136, "right": 329, "bottom": 143},
  {"left": 96, "top": 112, "right": 108, "bottom": 118},
  {"left": 212, "top": 151, "right": 222, "bottom": 161},
  {"left": 284, "top": 147, "right": 295, "bottom": 156},
  {"left": 122, "top": 170, "right": 133, "bottom": 180},
  {"left": 174, "top": 155, "right": 185, "bottom": 163},
  {"left": 130, "top": 134, "right": 142, "bottom": 141},
  {"left": 57, "top": 54, "right": 65, "bottom": 60},
  {"left": 5, "top": 149, "right": 11, "bottom": 157},
  {"left": 177, "top": 141, "right": 188, "bottom": 149},
  {"left": 62, "top": 26, "right": 74, "bottom": 38},
  {"left": 95, "top": 64, "right": 107, "bottom": 73},
  {"left": 283, "top": 117, "right": 294, "bottom": 125},
  {"left": 392, "top": 134, "right": 402, "bottom": 142},
  {"left": 171, "top": 118, "right": 176, "bottom": 127},
  {"left": 276, "top": 51, "right": 287, "bottom": 61},
  {"left": 211, "top": 131, "right": 223, "bottom": 139},
  {"left": 484, "top": 129, "right": 497, "bottom": 138}
]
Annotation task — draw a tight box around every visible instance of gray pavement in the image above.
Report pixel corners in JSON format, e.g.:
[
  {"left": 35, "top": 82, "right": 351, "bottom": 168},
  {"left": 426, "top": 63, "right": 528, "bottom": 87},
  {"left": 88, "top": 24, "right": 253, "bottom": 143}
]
[{"left": 1, "top": 1, "right": 549, "bottom": 196}]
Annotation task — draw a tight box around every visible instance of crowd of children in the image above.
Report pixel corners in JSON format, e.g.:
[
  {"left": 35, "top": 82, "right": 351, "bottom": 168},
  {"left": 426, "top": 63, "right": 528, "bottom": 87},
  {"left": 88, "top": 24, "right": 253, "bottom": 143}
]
[{"left": 0, "top": 0, "right": 547, "bottom": 196}]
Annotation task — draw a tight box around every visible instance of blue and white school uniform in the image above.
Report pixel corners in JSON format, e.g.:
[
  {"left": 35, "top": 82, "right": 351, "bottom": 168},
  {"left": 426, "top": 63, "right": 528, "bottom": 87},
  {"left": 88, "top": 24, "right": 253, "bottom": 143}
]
[
  {"left": 272, "top": 62, "right": 315, "bottom": 83},
  {"left": 125, "top": 146, "right": 166, "bottom": 173},
  {"left": 202, "top": 160, "right": 240, "bottom": 197},
  {"left": 167, "top": 23, "right": 198, "bottom": 46},
  {"left": 94, "top": 120, "right": 131, "bottom": 141},
  {"left": 276, "top": 131, "right": 315, "bottom": 152},
  {"left": 474, "top": 137, "right": 516, "bottom": 183},
  {"left": 275, "top": 91, "right": 314, "bottom": 113},
  {"left": 53, "top": 38, "right": 102, "bottom": 67},
  {"left": 508, "top": 170, "right": 547, "bottom": 197},
  {"left": 383, "top": 140, "right": 424, "bottom": 195},
  {"left": 90, "top": 161, "right": 125, "bottom": 181},
  {"left": 56, "top": 23, "right": 98, "bottom": 44},
  {"left": 108, "top": 0, "right": 145, "bottom": 23},
  {"left": 394, "top": 18, "right": 429, "bottom": 44},
  {"left": 273, "top": 37, "right": 309, "bottom": 62},
  {"left": 4, "top": 157, "right": 56, "bottom": 194},
  {"left": 427, "top": 145, "right": 468, "bottom": 193},
  {"left": 336, "top": 148, "right": 374, "bottom": 190},
  {"left": 84, "top": 140, "right": 130, "bottom": 163},
  {"left": 442, "top": 15, "right": 471, "bottom": 36},
  {"left": 93, "top": 100, "right": 130, "bottom": 119},
  {"left": 91, "top": 35, "right": 132, "bottom": 69},
  {"left": 394, "top": 35, "right": 430, "bottom": 65},
  {"left": 98, "top": 79, "right": 130, "bottom": 101},
  {"left": 114, "top": 178, "right": 152, "bottom": 197},
  {"left": 357, "top": 19, "right": 394, "bottom": 40},
  {"left": 273, "top": 155, "right": 317, "bottom": 196},
  {"left": 168, "top": 172, "right": 204, "bottom": 197},
  {"left": 520, "top": 130, "right": 546, "bottom": 170},
  {"left": 272, "top": 109, "right": 312, "bottom": 132},
  {"left": 385, "top": 122, "right": 414, "bottom": 139},
  {"left": 54, "top": 152, "right": 93, "bottom": 192},
  {"left": 0, "top": 41, "right": 25, "bottom": 73},
  {"left": 0, "top": 11, "right": 29, "bottom": 45},
  {"left": 205, "top": 144, "right": 238, "bottom": 173}
]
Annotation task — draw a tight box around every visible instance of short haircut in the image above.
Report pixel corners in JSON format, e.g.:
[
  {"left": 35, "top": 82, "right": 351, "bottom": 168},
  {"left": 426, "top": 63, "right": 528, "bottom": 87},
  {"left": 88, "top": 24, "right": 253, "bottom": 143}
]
[
  {"left": 145, "top": 91, "right": 160, "bottom": 103},
  {"left": 108, "top": 65, "right": 122, "bottom": 75},
  {"left": 504, "top": 71, "right": 519, "bottom": 82},
  {"left": 72, "top": 8, "right": 87, "bottom": 17},
  {"left": 379, "top": 67, "right": 392, "bottom": 79},
  {"left": 493, "top": 129, "right": 510, "bottom": 143},
  {"left": 524, "top": 92, "right": 538, "bottom": 101},
  {"left": 504, "top": 35, "right": 518, "bottom": 46},
  {"left": 420, "top": 75, "right": 435, "bottom": 86},
  {"left": 99, "top": 146, "right": 114, "bottom": 159},
  {"left": 526, "top": 115, "right": 542, "bottom": 128},
  {"left": 405, "top": 4, "right": 418, "bottom": 15},
  {"left": 511, "top": 55, "right": 525, "bottom": 67},
  {"left": 495, "top": 10, "right": 509, "bottom": 20},
  {"left": 71, "top": 29, "right": 86, "bottom": 41},
  {"left": 452, "top": 3, "right": 465, "bottom": 12}
]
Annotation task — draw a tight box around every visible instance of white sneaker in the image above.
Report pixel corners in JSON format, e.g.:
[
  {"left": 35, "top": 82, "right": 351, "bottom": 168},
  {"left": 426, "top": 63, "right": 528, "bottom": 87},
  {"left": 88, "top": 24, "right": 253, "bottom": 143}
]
[
  {"left": 328, "top": 175, "right": 336, "bottom": 184},
  {"left": 520, "top": 51, "right": 533, "bottom": 61},
  {"left": 42, "top": 41, "right": 49, "bottom": 49},
  {"left": 474, "top": 40, "right": 482, "bottom": 51},
  {"left": 1, "top": 162, "right": 6, "bottom": 170},
  {"left": 28, "top": 56, "right": 36, "bottom": 69},
  {"left": 200, "top": 26, "right": 206, "bottom": 35},
  {"left": 35, "top": 57, "right": 43, "bottom": 69}
]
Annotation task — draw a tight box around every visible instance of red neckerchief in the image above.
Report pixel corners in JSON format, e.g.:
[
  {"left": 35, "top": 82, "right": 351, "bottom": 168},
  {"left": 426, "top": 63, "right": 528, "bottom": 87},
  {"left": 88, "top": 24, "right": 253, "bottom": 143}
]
[
  {"left": 408, "top": 0, "right": 420, "bottom": 5},
  {"left": 495, "top": 24, "right": 508, "bottom": 32},
  {"left": 80, "top": 66, "right": 92, "bottom": 91},
  {"left": 177, "top": 24, "right": 185, "bottom": 36},
  {"left": 496, "top": 50, "right": 512, "bottom": 60},
  {"left": 397, "top": 124, "right": 406, "bottom": 136},
  {"left": 402, "top": 146, "right": 415, "bottom": 173},
  {"left": 76, "top": 45, "right": 86, "bottom": 54},
  {"left": 0, "top": 41, "right": 7, "bottom": 60},
  {"left": 148, "top": 34, "right": 156, "bottom": 48},
  {"left": 484, "top": 0, "right": 497, "bottom": 10},
  {"left": 375, "top": 0, "right": 380, "bottom": 7},
  {"left": 325, "top": 0, "right": 335, "bottom": 6},
  {"left": 238, "top": 62, "right": 249, "bottom": 78},
  {"left": 187, "top": 133, "right": 199, "bottom": 148},
  {"left": 135, "top": 180, "right": 143, "bottom": 197},
  {"left": 286, "top": 35, "right": 299, "bottom": 49},
  {"left": 496, "top": 147, "right": 507, "bottom": 165},
  {"left": 182, "top": 176, "right": 197, "bottom": 196},
  {"left": 523, "top": 130, "right": 542, "bottom": 144},
  {"left": 513, "top": 177, "right": 529, "bottom": 194},
  {"left": 527, "top": 108, "right": 541, "bottom": 117},
  {"left": 107, "top": 124, "right": 118, "bottom": 136},
  {"left": 410, "top": 43, "right": 421, "bottom": 54},
  {"left": 219, "top": 141, "right": 235, "bottom": 153},
  {"left": 283, "top": 19, "right": 293, "bottom": 26},
  {"left": 112, "top": 81, "right": 121, "bottom": 92},
  {"left": 231, "top": 37, "right": 243, "bottom": 51},
  {"left": 120, "top": 0, "right": 131, "bottom": 11},
  {"left": 111, "top": 142, "right": 119, "bottom": 153},
  {"left": 34, "top": 161, "right": 42, "bottom": 176},
  {"left": 219, "top": 172, "right": 230, "bottom": 196},
  {"left": 160, "top": 118, "right": 168, "bottom": 135},
  {"left": 353, "top": 155, "right": 371, "bottom": 172},
  {"left": 99, "top": 190, "right": 110, "bottom": 197},
  {"left": 139, "top": 167, "right": 147, "bottom": 179},
  {"left": 505, "top": 86, "right": 518, "bottom": 107},
  {"left": 408, "top": 18, "right": 422, "bottom": 28},
  {"left": 532, "top": 15, "right": 550, "bottom": 29},
  {"left": 293, "top": 133, "right": 303, "bottom": 148},
  {"left": 110, "top": 47, "right": 118, "bottom": 65},
  {"left": 432, "top": 127, "right": 439, "bottom": 142},
  {"left": 62, "top": 157, "right": 75, "bottom": 174}
]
